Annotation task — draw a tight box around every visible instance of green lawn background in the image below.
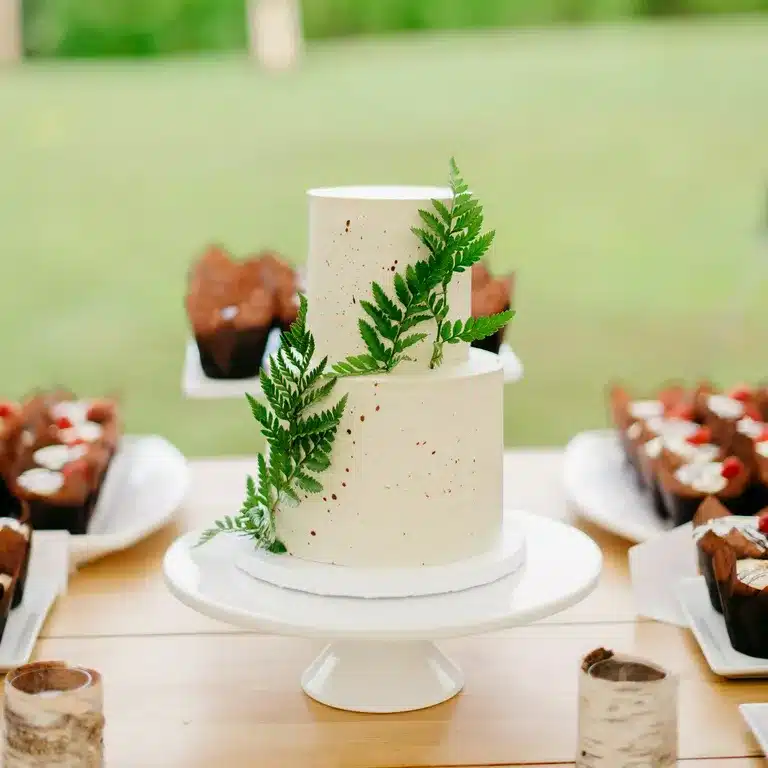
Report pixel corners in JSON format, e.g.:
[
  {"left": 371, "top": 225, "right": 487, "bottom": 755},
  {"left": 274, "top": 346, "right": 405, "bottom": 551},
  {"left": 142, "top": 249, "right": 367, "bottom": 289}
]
[{"left": 2, "top": 20, "right": 767, "bottom": 455}]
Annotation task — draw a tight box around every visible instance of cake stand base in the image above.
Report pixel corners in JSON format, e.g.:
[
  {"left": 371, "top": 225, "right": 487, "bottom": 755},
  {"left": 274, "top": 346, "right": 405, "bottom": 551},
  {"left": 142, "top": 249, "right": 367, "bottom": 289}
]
[
  {"left": 301, "top": 640, "right": 463, "bottom": 712},
  {"left": 164, "top": 510, "right": 602, "bottom": 714}
]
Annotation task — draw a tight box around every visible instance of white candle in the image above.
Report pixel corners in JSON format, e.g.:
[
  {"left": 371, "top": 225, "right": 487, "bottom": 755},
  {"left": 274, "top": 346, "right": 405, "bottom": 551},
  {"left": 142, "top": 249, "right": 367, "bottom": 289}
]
[
  {"left": 4, "top": 660, "right": 104, "bottom": 767},
  {"left": 576, "top": 648, "right": 677, "bottom": 768}
]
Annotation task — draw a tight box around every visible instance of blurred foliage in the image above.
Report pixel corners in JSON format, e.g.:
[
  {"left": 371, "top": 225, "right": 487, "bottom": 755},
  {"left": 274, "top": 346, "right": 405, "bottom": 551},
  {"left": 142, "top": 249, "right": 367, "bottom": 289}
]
[{"left": 21, "top": 0, "right": 768, "bottom": 57}]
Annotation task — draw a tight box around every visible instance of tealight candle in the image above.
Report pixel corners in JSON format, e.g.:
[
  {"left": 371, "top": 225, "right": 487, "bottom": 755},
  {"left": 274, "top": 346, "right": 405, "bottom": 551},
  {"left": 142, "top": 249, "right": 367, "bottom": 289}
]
[
  {"left": 4, "top": 660, "right": 104, "bottom": 767},
  {"left": 576, "top": 648, "right": 677, "bottom": 768}
]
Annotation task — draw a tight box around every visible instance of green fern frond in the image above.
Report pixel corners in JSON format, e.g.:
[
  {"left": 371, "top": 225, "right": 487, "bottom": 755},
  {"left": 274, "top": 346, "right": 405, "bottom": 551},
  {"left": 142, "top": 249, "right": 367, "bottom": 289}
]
[{"left": 198, "top": 293, "right": 347, "bottom": 554}]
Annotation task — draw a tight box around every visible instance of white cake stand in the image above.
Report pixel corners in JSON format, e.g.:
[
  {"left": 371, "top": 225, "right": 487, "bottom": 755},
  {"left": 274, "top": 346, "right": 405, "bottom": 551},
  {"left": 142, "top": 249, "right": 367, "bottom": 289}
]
[{"left": 164, "top": 509, "right": 601, "bottom": 713}]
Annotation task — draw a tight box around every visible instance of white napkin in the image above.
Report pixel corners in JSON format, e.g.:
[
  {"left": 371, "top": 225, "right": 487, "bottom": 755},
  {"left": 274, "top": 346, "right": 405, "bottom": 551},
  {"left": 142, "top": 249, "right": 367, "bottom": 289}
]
[{"left": 629, "top": 523, "right": 697, "bottom": 626}]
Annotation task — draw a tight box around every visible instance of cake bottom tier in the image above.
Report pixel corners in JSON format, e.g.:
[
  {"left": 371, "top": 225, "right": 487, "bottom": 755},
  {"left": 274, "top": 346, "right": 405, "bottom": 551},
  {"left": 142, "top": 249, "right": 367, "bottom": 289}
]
[{"left": 276, "top": 348, "right": 505, "bottom": 567}]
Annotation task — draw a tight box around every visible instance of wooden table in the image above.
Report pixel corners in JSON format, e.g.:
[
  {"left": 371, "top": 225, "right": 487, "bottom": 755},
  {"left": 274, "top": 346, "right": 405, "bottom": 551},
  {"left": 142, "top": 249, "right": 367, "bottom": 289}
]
[{"left": 33, "top": 451, "right": 768, "bottom": 767}]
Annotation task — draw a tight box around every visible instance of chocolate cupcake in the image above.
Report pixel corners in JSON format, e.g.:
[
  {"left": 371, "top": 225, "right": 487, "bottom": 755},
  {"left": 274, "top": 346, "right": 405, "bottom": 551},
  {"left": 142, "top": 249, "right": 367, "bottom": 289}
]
[
  {"left": 607, "top": 383, "right": 693, "bottom": 491},
  {"left": 0, "top": 401, "right": 22, "bottom": 515},
  {"left": 0, "top": 504, "right": 32, "bottom": 609},
  {"left": 637, "top": 424, "right": 718, "bottom": 521},
  {"left": 186, "top": 246, "right": 276, "bottom": 380},
  {"left": 252, "top": 252, "right": 300, "bottom": 333},
  {"left": 0, "top": 517, "right": 31, "bottom": 642},
  {"left": 470, "top": 262, "right": 514, "bottom": 354},
  {"left": 697, "top": 388, "right": 764, "bottom": 448},
  {"left": 712, "top": 541, "right": 768, "bottom": 657},
  {"left": 656, "top": 452, "right": 750, "bottom": 526},
  {"left": 693, "top": 496, "right": 768, "bottom": 613},
  {"left": 8, "top": 393, "right": 119, "bottom": 535}
]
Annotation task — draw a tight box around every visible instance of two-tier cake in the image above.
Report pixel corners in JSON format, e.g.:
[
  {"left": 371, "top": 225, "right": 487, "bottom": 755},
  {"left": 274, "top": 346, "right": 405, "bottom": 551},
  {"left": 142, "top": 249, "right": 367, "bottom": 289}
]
[
  {"left": 199, "top": 163, "right": 517, "bottom": 594},
  {"left": 283, "top": 186, "right": 504, "bottom": 567}
]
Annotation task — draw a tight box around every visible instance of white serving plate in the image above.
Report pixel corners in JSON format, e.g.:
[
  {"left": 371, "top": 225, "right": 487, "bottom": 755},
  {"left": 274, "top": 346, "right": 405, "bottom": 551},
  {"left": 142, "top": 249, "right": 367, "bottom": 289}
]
[
  {"left": 563, "top": 430, "right": 668, "bottom": 543},
  {"left": 69, "top": 434, "right": 190, "bottom": 568},
  {"left": 740, "top": 703, "right": 768, "bottom": 756},
  {"left": 182, "top": 329, "right": 282, "bottom": 399},
  {"left": 677, "top": 577, "right": 768, "bottom": 678},
  {"left": 0, "top": 530, "right": 69, "bottom": 671},
  {"left": 183, "top": 332, "right": 523, "bottom": 400}
]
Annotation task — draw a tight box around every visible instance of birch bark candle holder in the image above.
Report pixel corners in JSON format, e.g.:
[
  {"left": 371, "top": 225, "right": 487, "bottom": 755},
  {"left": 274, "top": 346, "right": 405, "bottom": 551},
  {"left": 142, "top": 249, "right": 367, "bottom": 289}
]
[
  {"left": 4, "top": 661, "right": 104, "bottom": 767},
  {"left": 576, "top": 648, "right": 677, "bottom": 768}
]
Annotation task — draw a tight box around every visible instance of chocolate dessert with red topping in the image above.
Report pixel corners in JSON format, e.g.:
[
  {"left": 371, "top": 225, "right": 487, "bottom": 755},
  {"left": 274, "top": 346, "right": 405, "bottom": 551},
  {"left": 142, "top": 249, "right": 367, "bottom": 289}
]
[
  {"left": 656, "top": 451, "right": 750, "bottom": 526},
  {"left": 6, "top": 392, "right": 120, "bottom": 535},
  {"left": 470, "top": 262, "right": 514, "bottom": 354},
  {"left": 608, "top": 382, "right": 700, "bottom": 499},
  {"left": 605, "top": 381, "right": 768, "bottom": 525},
  {"left": 187, "top": 245, "right": 277, "bottom": 380},
  {"left": 0, "top": 515, "right": 31, "bottom": 641}
]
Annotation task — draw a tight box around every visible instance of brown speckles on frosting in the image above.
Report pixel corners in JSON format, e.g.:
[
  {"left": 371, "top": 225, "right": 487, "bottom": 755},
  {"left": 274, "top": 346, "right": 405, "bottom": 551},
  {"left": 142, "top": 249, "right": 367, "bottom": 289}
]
[
  {"left": 331, "top": 493, "right": 337, "bottom": 500},
  {"left": 360, "top": 415, "right": 365, "bottom": 422}
]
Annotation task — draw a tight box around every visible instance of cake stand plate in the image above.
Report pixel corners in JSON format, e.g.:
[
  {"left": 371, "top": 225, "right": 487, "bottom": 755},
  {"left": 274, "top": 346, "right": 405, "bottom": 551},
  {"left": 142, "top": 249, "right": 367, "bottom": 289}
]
[
  {"left": 182, "top": 336, "right": 523, "bottom": 399},
  {"left": 564, "top": 430, "right": 668, "bottom": 543},
  {"left": 163, "top": 510, "right": 602, "bottom": 712}
]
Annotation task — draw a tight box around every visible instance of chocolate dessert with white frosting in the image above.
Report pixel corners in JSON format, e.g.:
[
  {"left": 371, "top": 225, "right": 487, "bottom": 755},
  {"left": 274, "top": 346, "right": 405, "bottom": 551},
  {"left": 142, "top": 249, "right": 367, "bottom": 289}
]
[
  {"left": 0, "top": 514, "right": 31, "bottom": 641},
  {"left": 608, "top": 382, "right": 768, "bottom": 525},
  {"left": 712, "top": 541, "right": 768, "bottom": 658},
  {"left": 608, "top": 382, "right": 699, "bottom": 496},
  {"left": 470, "top": 262, "right": 514, "bottom": 354},
  {"left": 656, "top": 450, "right": 750, "bottom": 526},
  {"left": 6, "top": 393, "right": 119, "bottom": 534},
  {"left": 693, "top": 496, "right": 768, "bottom": 613}
]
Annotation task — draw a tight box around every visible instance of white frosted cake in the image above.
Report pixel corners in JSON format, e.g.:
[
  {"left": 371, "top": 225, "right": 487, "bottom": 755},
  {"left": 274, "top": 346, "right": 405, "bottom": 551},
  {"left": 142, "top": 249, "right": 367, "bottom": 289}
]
[
  {"left": 274, "top": 186, "right": 505, "bottom": 567},
  {"left": 200, "top": 162, "right": 515, "bottom": 589}
]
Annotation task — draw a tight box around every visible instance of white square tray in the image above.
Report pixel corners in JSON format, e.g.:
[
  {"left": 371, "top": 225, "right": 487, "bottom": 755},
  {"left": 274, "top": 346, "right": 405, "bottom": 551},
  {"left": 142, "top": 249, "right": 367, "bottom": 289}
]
[
  {"left": 0, "top": 530, "right": 69, "bottom": 671},
  {"left": 677, "top": 577, "right": 768, "bottom": 678}
]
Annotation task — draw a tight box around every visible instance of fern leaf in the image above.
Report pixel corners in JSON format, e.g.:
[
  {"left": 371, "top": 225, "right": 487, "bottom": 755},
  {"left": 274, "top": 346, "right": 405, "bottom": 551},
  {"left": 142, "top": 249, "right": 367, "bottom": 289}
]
[
  {"left": 418, "top": 209, "right": 447, "bottom": 239},
  {"left": 393, "top": 273, "right": 411, "bottom": 307},
  {"left": 293, "top": 471, "right": 323, "bottom": 494},
  {"left": 432, "top": 198, "right": 452, "bottom": 224},
  {"left": 395, "top": 333, "right": 427, "bottom": 353},
  {"left": 300, "top": 377, "right": 337, "bottom": 411},
  {"left": 458, "top": 309, "right": 515, "bottom": 342},
  {"left": 358, "top": 319, "right": 388, "bottom": 362},
  {"left": 400, "top": 313, "right": 432, "bottom": 332},
  {"left": 246, "top": 393, "right": 270, "bottom": 428},
  {"left": 304, "top": 450, "right": 331, "bottom": 472},
  {"left": 371, "top": 282, "right": 402, "bottom": 321},
  {"left": 195, "top": 528, "right": 222, "bottom": 547},
  {"left": 360, "top": 300, "right": 397, "bottom": 341}
]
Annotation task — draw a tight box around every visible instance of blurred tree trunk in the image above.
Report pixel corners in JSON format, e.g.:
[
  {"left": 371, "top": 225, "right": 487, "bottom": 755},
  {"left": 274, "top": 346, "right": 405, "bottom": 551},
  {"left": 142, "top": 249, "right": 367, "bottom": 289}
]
[
  {"left": 248, "top": 0, "right": 302, "bottom": 71},
  {"left": 0, "top": 0, "right": 22, "bottom": 63}
]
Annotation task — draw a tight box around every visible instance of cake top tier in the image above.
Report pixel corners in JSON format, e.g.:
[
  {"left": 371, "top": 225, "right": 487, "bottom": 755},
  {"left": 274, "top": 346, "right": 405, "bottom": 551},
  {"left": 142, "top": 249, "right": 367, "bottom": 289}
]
[
  {"left": 306, "top": 185, "right": 471, "bottom": 372},
  {"left": 308, "top": 186, "right": 451, "bottom": 201}
]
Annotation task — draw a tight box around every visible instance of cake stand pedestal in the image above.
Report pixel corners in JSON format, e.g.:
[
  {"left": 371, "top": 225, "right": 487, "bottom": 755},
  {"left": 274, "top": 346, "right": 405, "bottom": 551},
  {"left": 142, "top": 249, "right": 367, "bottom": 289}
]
[{"left": 164, "top": 509, "right": 602, "bottom": 713}]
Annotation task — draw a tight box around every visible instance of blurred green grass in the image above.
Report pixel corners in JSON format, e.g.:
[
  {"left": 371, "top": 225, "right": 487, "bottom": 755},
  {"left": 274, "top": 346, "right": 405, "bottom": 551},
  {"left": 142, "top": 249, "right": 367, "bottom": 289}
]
[
  {"left": 22, "top": 0, "right": 768, "bottom": 56},
  {"left": 2, "top": 21, "right": 768, "bottom": 455}
]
